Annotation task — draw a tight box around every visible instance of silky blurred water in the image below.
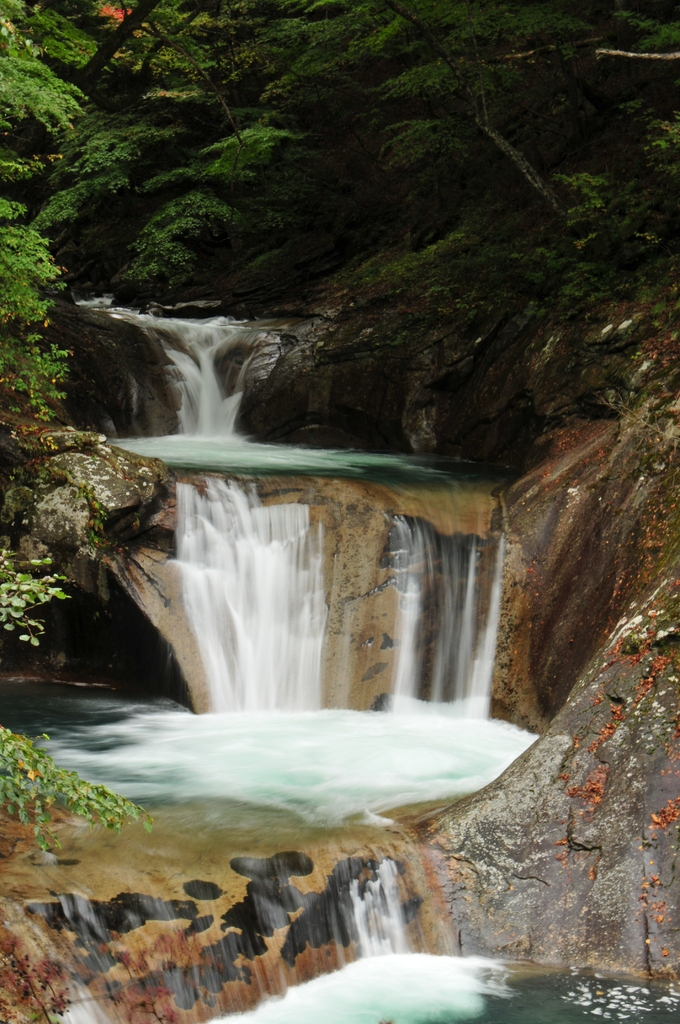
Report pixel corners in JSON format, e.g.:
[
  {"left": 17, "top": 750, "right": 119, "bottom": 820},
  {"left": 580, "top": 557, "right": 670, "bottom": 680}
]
[
  {"left": 222, "top": 956, "right": 680, "bottom": 1024},
  {"left": 0, "top": 682, "right": 534, "bottom": 824}
]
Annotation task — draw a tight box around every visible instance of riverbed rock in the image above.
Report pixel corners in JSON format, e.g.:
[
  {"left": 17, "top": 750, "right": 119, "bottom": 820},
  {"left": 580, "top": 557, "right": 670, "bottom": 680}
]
[
  {"left": 428, "top": 568, "right": 680, "bottom": 978},
  {"left": 0, "top": 437, "right": 184, "bottom": 698},
  {"left": 491, "top": 417, "right": 663, "bottom": 731},
  {"left": 0, "top": 811, "right": 441, "bottom": 1022}
]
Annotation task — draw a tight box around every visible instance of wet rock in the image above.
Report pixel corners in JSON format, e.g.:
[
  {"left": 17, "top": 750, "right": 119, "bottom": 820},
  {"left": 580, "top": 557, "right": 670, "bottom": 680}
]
[
  {"left": 4, "top": 823, "right": 437, "bottom": 1020},
  {"left": 107, "top": 544, "right": 211, "bottom": 713},
  {"left": 428, "top": 401, "right": 680, "bottom": 978},
  {"left": 107, "top": 471, "right": 500, "bottom": 714},
  {"left": 30, "top": 485, "right": 90, "bottom": 549},
  {"left": 239, "top": 305, "right": 641, "bottom": 468},
  {"left": 253, "top": 475, "right": 499, "bottom": 711},
  {"left": 145, "top": 299, "right": 229, "bottom": 319},
  {"left": 41, "top": 299, "right": 180, "bottom": 436},
  {"left": 430, "top": 575, "right": 680, "bottom": 977},
  {"left": 0, "top": 438, "right": 185, "bottom": 700}
]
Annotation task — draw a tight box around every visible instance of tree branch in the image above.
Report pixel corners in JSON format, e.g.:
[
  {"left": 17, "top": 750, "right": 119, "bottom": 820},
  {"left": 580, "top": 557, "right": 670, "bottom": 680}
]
[
  {"left": 76, "top": 0, "right": 163, "bottom": 89},
  {"left": 380, "top": 0, "right": 564, "bottom": 215},
  {"left": 596, "top": 48, "right": 680, "bottom": 60},
  {"left": 500, "top": 37, "right": 603, "bottom": 61},
  {"left": 143, "top": 23, "right": 242, "bottom": 143}
]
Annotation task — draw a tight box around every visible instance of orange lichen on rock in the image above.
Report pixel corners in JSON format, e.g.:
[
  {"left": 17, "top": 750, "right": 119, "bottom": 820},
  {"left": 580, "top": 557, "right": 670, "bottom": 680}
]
[
  {"left": 650, "top": 796, "right": 680, "bottom": 831},
  {"left": 567, "top": 765, "right": 610, "bottom": 807},
  {"left": 631, "top": 655, "right": 671, "bottom": 712},
  {"left": 650, "top": 654, "right": 672, "bottom": 676},
  {"left": 588, "top": 705, "right": 625, "bottom": 752}
]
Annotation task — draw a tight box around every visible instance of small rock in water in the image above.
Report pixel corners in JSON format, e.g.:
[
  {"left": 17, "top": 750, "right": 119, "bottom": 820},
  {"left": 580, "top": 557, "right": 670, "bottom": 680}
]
[{"left": 370, "top": 692, "right": 393, "bottom": 712}]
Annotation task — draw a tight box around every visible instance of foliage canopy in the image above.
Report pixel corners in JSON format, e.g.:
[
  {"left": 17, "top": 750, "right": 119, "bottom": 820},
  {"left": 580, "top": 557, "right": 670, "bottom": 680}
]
[{"left": 3, "top": 1, "right": 680, "bottom": 371}]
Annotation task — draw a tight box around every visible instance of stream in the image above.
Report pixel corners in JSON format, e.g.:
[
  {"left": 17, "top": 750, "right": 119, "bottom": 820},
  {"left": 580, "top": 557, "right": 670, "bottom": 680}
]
[{"left": 4, "top": 306, "right": 680, "bottom": 1023}]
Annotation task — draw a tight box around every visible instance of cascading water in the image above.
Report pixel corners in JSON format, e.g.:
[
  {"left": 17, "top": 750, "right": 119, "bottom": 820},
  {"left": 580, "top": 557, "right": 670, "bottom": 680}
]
[
  {"left": 127, "top": 308, "right": 506, "bottom": 718},
  {"left": 147, "top": 316, "right": 253, "bottom": 435},
  {"left": 119, "top": 314, "right": 331, "bottom": 712},
  {"left": 119, "top": 313, "right": 257, "bottom": 436},
  {"left": 176, "top": 478, "right": 326, "bottom": 712},
  {"left": 350, "top": 859, "right": 410, "bottom": 957},
  {"left": 27, "top": 298, "right": 544, "bottom": 1024},
  {"left": 390, "top": 520, "right": 504, "bottom": 717}
]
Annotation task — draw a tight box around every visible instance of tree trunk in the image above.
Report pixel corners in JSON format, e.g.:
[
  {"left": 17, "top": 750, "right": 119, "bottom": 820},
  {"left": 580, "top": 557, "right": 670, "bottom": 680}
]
[
  {"left": 380, "top": 0, "right": 564, "bottom": 215},
  {"left": 77, "top": 0, "right": 164, "bottom": 90},
  {"left": 475, "top": 119, "right": 563, "bottom": 214}
]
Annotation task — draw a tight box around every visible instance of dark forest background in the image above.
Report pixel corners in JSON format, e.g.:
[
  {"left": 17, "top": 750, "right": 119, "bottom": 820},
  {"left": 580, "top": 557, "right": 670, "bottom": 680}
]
[{"left": 4, "top": 0, "right": 680, "bottom": 411}]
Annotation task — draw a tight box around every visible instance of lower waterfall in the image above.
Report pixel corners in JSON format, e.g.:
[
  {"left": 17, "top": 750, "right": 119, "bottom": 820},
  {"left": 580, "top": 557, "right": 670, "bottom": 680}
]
[
  {"left": 175, "top": 476, "right": 505, "bottom": 716},
  {"left": 176, "top": 478, "right": 326, "bottom": 712},
  {"left": 350, "top": 859, "right": 410, "bottom": 957},
  {"left": 391, "top": 520, "right": 504, "bottom": 716}
]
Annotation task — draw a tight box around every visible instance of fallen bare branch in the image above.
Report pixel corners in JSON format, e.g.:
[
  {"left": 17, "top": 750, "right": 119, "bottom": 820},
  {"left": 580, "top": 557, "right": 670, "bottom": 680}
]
[{"left": 596, "top": 48, "right": 680, "bottom": 61}]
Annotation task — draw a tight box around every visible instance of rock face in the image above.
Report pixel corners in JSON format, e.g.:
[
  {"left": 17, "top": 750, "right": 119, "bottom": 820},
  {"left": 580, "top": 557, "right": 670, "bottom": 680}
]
[
  {"left": 239, "top": 306, "right": 641, "bottom": 468},
  {"left": 427, "top": 402, "right": 680, "bottom": 978},
  {"left": 428, "top": 569, "right": 680, "bottom": 978},
  {"left": 492, "top": 418, "right": 662, "bottom": 731},
  {"left": 0, "top": 429, "right": 186, "bottom": 702},
  {"left": 43, "top": 300, "right": 180, "bottom": 437},
  {"left": 256, "top": 475, "right": 499, "bottom": 711},
  {"left": 1, "top": 812, "right": 440, "bottom": 1022}
]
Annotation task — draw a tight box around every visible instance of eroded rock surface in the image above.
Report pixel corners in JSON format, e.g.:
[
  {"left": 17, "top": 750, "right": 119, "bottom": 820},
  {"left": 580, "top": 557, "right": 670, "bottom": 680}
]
[
  {"left": 428, "top": 572, "right": 680, "bottom": 977},
  {"left": 43, "top": 300, "right": 180, "bottom": 436},
  {"left": 428, "top": 400, "right": 680, "bottom": 978},
  {"left": 0, "top": 429, "right": 184, "bottom": 699},
  {"left": 0, "top": 816, "right": 438, "bottom": 1022},
  {"left": 239, "top": 306, "right": 643, "bottom": 467},
  {"left": 492, "top": 418, "right": 670, "bottom": 731}
]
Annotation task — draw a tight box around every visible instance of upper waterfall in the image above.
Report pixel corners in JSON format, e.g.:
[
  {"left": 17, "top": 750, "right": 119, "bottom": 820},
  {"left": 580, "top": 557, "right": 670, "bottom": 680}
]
[{"left": 133, "top": 314, "right": 256, "bottom": 436}]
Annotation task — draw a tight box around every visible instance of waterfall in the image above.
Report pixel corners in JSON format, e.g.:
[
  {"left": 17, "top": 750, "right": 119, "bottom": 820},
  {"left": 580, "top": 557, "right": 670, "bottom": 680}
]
[
  {"left": 350, "top": 859, "right": 410, "bottom": 957},
  {"left": 104, "top": 306, "right": 507, "bottom": 719},
  {"left": 127, "top": 313, "right": 257, "bottom": 436},
  {"left": 391, "top": 520, "right": 504, "bottom": 717},
  {"left": 176, "top": 478, "right": 327, "bottom": 712}
]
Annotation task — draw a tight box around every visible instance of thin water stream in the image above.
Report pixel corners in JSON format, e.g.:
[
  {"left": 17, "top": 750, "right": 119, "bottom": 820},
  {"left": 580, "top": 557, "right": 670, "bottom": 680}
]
[{"left": 5, "top": 303, "right": 678, "bottom": 1023}]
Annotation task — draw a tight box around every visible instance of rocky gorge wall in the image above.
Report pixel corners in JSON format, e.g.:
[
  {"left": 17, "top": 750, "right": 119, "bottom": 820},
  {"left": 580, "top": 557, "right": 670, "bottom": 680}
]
[{"left": 4, "top": 297, "right": 676, "bottom": 727}]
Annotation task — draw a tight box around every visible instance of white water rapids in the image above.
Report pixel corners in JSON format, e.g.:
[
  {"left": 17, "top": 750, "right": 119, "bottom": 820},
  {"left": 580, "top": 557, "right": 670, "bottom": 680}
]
[{"left": 47, "top": 702, "right": 533, "bottom": 821}]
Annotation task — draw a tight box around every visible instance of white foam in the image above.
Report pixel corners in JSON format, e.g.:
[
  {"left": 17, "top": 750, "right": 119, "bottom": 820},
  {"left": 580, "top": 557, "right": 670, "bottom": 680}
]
[
  {"left": 226, "top": 955, "right": 508, "bottom": 1024},
  {"left": 48, "top": 706, "right": 535, "bottom": 823},
  {"left": 177, "top": 479, "right": 326, "bottom": 712}
]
